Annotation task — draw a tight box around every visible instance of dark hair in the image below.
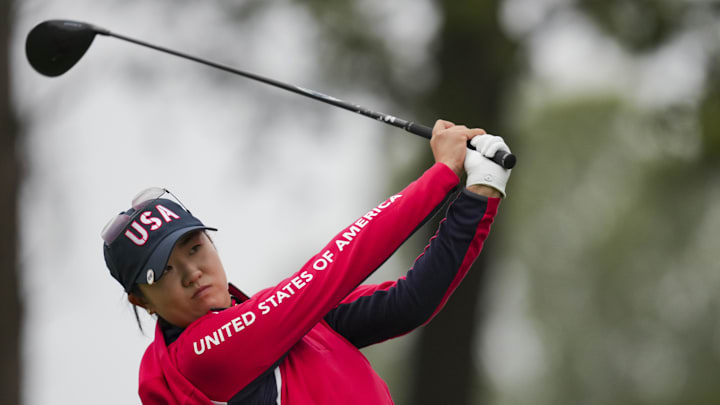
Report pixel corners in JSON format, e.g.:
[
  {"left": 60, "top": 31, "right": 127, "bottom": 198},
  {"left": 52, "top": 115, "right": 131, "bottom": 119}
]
[{"left": 129, "top": 284, "right": 150, "bottom": 333}]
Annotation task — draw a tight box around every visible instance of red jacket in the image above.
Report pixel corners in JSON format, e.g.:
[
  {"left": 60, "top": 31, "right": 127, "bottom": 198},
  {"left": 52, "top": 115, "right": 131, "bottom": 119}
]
[{"left": 138, "top": 163, "right": 500, "bottom": 404}]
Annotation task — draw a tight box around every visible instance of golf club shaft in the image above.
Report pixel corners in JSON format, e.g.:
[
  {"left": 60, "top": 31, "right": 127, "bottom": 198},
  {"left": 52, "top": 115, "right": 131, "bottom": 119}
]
[{"left": 99, "top": 29, "right": 515, "bottom": 169}]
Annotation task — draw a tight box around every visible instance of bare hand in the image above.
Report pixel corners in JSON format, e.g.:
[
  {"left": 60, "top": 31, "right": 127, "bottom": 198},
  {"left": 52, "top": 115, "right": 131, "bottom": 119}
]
[{"left": 430, "top": 119, "right": 486, "bottom": 177}]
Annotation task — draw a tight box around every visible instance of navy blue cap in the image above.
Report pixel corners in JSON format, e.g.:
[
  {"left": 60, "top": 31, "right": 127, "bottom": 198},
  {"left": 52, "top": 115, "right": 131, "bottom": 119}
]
[{"left": 103, "top": 198, "right": 216, "bottom": 292}]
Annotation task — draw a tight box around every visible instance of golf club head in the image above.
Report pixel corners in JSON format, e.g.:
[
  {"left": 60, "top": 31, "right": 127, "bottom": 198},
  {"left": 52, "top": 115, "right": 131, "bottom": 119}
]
[{"left": 26, "top": 20, "right": 106, "bottom": 77}]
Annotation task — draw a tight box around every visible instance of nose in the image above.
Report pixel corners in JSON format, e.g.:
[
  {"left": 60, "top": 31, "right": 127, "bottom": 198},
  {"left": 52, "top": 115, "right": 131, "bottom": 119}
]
[{"left": 182, "top": 267, "right": 202, "bottom": 288}]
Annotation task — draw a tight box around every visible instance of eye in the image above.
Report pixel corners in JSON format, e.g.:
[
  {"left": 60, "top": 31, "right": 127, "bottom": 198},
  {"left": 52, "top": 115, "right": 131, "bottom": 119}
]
[
  {"left": 189, "top": 244, "right": 201, "bottom": 254},
  {"left": 164, "top": 264, "right": 174, "bottom": 272}
]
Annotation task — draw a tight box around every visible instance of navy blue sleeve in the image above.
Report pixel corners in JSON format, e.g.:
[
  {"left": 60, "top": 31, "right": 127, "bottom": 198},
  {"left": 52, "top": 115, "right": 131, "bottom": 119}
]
[{"left": 324, "top": 189, "right": 498, "bottom": 348}]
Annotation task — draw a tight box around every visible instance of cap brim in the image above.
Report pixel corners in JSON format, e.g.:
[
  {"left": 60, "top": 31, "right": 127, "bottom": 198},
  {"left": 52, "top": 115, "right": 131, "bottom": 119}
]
[{"left": 133, "top": 225, "right": 217, "bottom": 287}]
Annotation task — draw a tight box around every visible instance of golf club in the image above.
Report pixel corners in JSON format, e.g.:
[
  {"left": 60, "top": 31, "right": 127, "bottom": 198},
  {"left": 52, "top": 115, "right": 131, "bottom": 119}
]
[{"left": 26, "top": 19, "right": 516, "bottom": 169}]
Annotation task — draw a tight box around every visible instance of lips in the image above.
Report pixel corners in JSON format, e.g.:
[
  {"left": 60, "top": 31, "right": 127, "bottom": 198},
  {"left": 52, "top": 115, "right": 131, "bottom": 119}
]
[{"left": 192, "top": 285, "right": 211, "bottom": 299}]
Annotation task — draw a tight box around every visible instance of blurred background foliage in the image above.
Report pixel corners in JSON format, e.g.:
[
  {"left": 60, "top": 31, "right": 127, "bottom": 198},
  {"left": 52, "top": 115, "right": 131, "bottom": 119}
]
[
  {"left": 5, "top": 0, "right": 720, "bottom": 404},
  {"left": 292, "top": 0, "right": 720, "bottom": 404}
]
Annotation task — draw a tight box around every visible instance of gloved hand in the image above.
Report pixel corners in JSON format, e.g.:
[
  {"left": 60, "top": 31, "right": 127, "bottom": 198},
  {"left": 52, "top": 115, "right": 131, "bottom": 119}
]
[{"left": 464, "top": 134, "right": 512, "bottom": 197}]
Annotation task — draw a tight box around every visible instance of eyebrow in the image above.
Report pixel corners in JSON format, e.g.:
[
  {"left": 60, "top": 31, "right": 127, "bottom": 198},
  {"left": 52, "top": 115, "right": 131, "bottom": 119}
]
[{"left": 177, "top": 230, "right": 200, "bottom": 247}]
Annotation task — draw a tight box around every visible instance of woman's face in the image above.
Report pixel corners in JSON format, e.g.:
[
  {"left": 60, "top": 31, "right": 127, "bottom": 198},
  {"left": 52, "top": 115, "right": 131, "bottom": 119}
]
[{"left": 138, "top": 230, "right": 231, "bottom": 327}]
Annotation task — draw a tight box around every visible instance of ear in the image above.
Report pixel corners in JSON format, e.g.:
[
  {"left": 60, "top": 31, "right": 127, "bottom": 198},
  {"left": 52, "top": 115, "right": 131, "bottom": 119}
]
[{"left": 128, "top": 292, "right": 148, "bottom": 309}]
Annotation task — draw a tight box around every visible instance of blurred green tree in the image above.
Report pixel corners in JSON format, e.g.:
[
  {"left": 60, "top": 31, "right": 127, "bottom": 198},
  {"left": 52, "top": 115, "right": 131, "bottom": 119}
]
[{"left": 491, "top": 1, "right": 720, "bottom": 404}]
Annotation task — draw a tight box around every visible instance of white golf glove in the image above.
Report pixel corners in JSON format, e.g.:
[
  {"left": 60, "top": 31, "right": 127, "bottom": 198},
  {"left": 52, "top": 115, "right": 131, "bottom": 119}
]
[{"left": 464, "top": 134, "right": 512, "bottom": 197}]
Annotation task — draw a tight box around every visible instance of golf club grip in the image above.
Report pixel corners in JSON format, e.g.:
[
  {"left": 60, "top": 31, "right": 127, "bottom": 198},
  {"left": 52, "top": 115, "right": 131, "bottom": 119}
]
[{"left": 407, "top": 123, "right": 516, "bottom": 169}]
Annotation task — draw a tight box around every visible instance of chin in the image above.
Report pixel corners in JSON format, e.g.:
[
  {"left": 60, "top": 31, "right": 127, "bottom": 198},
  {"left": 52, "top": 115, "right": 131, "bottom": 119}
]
[{"left": 204, "top": 291, "right": 230, "bottom": 308}]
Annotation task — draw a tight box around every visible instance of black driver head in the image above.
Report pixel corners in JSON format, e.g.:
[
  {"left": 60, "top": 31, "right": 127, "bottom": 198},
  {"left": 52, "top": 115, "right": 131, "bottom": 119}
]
[{"left": 26, "top": 20, "right": 103, "bottom": 77}]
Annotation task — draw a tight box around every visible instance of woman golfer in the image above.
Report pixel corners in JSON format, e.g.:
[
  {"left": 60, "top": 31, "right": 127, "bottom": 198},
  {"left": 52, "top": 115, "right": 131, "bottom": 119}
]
[{"left": 101, "top": 120, "right": 512, "bottom": 404}]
